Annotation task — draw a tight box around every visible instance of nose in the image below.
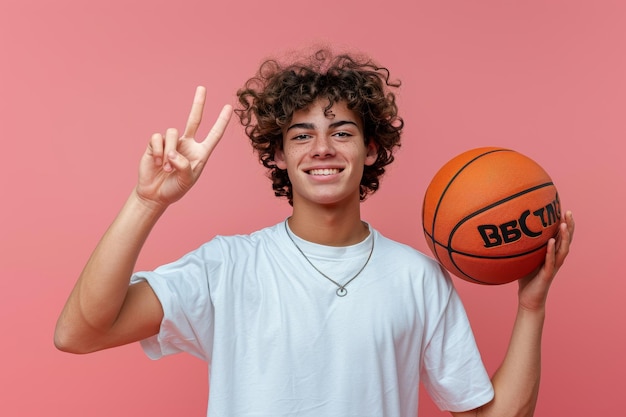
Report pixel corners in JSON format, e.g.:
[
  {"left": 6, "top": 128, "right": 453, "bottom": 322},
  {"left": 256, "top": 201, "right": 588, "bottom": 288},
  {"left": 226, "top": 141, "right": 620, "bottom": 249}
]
[{"left": 311, "top": 135, "right": 335, "bottom": 158}]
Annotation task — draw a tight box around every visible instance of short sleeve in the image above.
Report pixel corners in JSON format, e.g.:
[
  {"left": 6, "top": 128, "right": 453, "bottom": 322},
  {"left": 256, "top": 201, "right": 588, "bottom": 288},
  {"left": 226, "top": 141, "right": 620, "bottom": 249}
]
[
  {"left": 130, "top": 241, "right": 222, "bottom": 362},
  {"left": 420, "top": 270, "right": 494, "bottom": 412}
]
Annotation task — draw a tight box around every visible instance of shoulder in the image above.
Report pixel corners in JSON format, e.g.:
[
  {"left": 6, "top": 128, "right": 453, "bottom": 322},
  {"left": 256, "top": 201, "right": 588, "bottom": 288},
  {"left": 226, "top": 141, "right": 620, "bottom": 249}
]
[
  {"left": 370, "top": 227, "right": 454, "bottom": 292},
  {"left": 371, "top": 227, "right": 442, "bottom": 271},
  {"left": 197, "top": 222, "right": 286, "bottom": 255},
  {"left": 211, "top": 222, "right": 285, "bottom": 245}
]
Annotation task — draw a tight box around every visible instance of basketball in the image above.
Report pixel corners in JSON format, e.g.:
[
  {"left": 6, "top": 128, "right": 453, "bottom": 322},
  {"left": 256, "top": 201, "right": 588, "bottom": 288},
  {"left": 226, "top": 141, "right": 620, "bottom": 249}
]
[{"left": 422, "top": 147, "right": 561, "bottom": 285}]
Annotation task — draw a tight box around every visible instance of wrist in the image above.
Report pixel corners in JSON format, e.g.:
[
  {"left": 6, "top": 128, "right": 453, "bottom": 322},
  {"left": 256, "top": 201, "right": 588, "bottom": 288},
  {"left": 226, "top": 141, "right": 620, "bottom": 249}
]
[
  {"left": 517, "top": 303, "right": 547, "bottom": 323},
  {"left": 129, "top": 188, "right": 169, "bottom": 219}
]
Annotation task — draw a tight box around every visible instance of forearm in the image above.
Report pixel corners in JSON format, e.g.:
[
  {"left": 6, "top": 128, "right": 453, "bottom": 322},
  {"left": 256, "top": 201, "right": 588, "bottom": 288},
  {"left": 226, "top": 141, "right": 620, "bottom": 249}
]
[
  {"left": 55, "top": 190, "right": 166, "bottom": 350},
  {"left": 455, "top": 213, "right": 574, "bottom": 417},
  {"left": 482, "top": 306, "right": 546, "bottom": 417}
]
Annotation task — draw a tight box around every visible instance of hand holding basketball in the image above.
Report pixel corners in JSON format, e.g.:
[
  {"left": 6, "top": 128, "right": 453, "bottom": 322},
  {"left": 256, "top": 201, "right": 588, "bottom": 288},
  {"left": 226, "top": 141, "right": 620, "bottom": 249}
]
[
  {"left": 422, "top": 147, "right": 564, "bottom": 285},
  {"left": 517, "top": 210, "right": 575, "bottom": 311}
]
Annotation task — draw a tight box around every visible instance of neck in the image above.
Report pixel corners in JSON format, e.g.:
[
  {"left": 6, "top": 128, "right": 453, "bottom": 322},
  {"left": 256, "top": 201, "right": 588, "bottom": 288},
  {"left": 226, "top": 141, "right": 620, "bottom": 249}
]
[{"left": 288, "top": 201, "right": 368, "bottom": 246}]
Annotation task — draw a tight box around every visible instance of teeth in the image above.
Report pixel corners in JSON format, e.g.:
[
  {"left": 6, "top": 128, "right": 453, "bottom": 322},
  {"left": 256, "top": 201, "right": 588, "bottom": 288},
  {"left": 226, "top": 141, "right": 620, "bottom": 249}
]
[{"left": 309, "top": 168, "right": 340, "bottom": 176}]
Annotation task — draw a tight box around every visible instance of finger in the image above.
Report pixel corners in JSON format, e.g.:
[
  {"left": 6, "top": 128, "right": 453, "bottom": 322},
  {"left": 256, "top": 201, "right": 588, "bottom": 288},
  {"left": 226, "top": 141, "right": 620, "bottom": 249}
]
[
  {"left": 182, "top": 86, "right": 207, "bottom": 138},
  {"left": 149, "top": 133, "right": 165, "bottom": 166},
  {"left": 565, "top": 210, "right": 575, "bottom": 242},
  {"left": 541, "top": 237, "right": 558, "bottom": 281},
  {"left": 555, "top": 221, "right": 572, "bottom": 266},
  {"left": 552, "top": 210, "right": 573, "bottom": 255},
  {"left": 163, "top": 128, "right": 179, "bottom": 172},
  {"left": 199, "top": 104, "right": 233, "bottom": 155},
  {"left": 166, "top": 150, "right": 192, "bottom": 187}
]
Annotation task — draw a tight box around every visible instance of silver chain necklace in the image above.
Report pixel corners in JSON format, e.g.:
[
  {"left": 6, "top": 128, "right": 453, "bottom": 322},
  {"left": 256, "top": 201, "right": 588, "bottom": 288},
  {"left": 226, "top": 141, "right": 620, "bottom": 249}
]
[{"left": 284, "top": 219, "right": 375, "bottom": 297}]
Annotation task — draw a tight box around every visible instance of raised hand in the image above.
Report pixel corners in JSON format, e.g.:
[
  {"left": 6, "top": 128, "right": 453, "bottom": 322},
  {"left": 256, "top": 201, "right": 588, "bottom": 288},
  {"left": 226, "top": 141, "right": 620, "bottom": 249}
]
[
  {"left": 136, "top": 86, "right": 233, "bottom": 208},
  {"left": 517, "top": 210, "right": 575, "bottom": 311}
]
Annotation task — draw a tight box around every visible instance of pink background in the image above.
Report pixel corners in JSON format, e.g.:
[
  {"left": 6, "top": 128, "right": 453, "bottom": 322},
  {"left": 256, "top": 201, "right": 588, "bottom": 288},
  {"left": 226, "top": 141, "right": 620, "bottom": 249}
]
[{"left": 1, "top": 1, "right": 624, "bottom": 415}]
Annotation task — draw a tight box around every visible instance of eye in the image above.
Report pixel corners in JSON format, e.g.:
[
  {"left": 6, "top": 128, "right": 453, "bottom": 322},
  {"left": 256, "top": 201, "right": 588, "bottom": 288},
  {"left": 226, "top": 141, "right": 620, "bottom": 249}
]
[
  {"left": 292, "top": 134, "right": 311, "bottom": 141},
  {"left": 332, "top": 131, "right": 353, "bottom": 138}
]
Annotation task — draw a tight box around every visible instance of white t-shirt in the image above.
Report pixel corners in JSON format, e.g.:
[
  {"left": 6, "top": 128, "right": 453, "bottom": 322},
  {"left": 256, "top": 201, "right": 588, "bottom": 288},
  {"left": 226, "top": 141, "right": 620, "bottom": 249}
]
[{"left": 132, "top": 221, "right": 493, "bottom": 416}]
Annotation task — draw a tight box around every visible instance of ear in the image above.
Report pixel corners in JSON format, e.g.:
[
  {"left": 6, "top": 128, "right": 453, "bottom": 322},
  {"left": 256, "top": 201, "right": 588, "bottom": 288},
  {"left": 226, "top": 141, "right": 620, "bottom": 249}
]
[
  {"left": 274, "top": 148, "right": 287, "bottom": 170},
  {"left": 364, "top": 139, "right": 378, "bottom": 166}
]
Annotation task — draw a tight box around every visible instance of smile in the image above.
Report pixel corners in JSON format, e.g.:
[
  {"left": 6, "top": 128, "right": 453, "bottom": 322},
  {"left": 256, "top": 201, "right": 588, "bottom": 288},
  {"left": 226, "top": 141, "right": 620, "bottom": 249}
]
[{"left": 308, "top": 168, "right": 341, "bottom": 176}]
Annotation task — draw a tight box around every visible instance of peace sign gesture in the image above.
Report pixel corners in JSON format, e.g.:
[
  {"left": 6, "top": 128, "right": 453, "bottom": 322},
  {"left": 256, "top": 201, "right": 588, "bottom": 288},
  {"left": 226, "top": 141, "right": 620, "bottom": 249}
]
[{"left": 136, "top": 87, "right": 233, "bottom": 208}]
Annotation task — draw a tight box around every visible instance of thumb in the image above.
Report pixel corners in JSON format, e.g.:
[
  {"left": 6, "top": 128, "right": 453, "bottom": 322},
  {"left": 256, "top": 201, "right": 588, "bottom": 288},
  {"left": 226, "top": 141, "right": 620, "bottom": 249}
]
[{"left": 166, "top": 150, "right": 195, "bottom": 189}]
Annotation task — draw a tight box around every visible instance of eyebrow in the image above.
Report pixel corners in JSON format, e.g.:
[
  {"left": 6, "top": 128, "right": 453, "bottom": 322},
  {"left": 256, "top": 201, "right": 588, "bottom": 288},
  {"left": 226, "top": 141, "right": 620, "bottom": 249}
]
[{"left": 286, "top": 120, "right": 359, "bottom": 132}]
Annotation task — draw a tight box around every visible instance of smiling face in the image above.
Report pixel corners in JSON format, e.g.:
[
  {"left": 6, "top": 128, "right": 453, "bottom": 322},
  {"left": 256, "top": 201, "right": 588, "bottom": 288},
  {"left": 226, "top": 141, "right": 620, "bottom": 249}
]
[{"left": 274, "top": 99, "right": 378, "bottom": 209}]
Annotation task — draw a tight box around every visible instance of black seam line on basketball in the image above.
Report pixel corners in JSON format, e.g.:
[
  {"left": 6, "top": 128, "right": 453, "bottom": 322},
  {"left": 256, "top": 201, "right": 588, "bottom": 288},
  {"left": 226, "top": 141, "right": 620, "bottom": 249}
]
[
  {"left": 426, "top": 148, "right": 512, "bottom": 266},
  {"left": 446, "top": 242, "right": 550, "bottom": 286},
  {"left": 448, "top": 242, "right": 551, "bottom": 286},
  {"left": 446, "top": 181, "right": 554, "bottom": 250},
  {"left": 450, "top": 240, "right": 550, "bottom": 260},
  {"left": 424, "top": 228, "right": 550, "bottom": 259}
]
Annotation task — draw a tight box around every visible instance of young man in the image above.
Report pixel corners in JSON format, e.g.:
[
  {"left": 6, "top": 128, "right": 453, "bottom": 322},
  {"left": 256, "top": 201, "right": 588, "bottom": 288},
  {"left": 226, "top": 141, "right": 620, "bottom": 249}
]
[{"left": 55, "top": 49, "right": 575, "bottom": 417}]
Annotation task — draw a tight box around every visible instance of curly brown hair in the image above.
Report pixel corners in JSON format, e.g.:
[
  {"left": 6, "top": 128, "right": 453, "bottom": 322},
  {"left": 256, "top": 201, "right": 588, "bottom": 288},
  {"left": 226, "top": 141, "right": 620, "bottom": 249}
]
[{"left": 235, "top": 49, "right": 403, "bottom": 205}]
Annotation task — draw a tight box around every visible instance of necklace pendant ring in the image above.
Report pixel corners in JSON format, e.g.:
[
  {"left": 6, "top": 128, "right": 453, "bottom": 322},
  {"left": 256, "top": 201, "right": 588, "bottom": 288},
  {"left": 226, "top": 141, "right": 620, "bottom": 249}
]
[{"left": 285, "top": 219, "right": 373, "bottom": 300}]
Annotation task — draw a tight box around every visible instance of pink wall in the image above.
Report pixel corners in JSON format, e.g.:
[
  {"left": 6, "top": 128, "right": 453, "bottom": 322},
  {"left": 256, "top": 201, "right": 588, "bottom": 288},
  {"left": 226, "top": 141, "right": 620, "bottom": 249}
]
[{"left": 1, "top": 1, "right": 623, "bottom": 415}]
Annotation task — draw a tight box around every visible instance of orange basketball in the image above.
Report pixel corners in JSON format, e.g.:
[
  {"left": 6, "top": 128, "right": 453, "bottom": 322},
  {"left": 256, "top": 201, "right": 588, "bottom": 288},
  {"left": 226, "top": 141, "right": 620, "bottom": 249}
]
[{"left": 422, "top": 147, "right": 562, "bottom": 285}]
